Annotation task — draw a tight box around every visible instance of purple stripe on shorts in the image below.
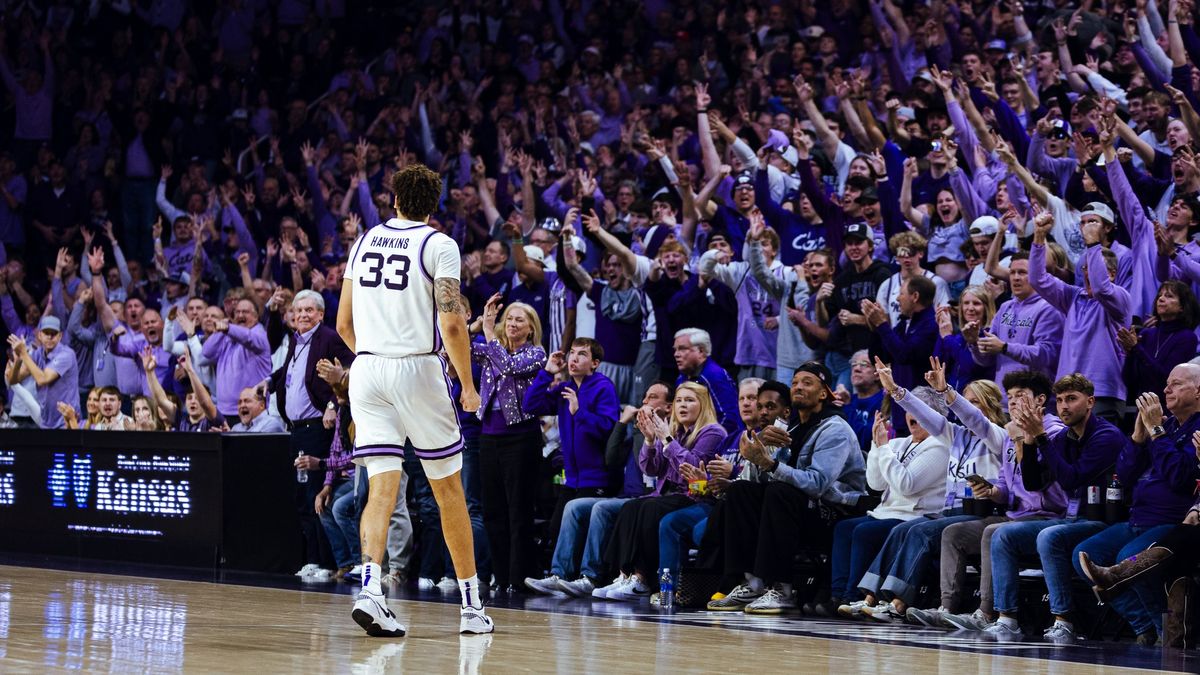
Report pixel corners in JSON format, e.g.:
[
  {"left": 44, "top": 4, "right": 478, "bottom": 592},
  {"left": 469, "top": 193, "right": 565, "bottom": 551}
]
[
  {"left": 413, "top": 440, "right": 464, "bottom": 460},
  {"left": 353, "top": 443, "right": 406, "bottom": 459}
]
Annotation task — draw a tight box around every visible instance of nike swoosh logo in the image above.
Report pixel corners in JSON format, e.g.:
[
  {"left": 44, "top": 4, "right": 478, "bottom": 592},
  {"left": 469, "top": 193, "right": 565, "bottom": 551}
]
[{"left": 383, "top": 609, "right": 396, "bottom": 619}]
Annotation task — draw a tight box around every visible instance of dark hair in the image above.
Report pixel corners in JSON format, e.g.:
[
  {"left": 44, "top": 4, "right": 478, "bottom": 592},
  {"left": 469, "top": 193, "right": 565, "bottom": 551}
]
[
  {"left": 1053, "top": 373, "right": 1095, "bottom": 397},
  {"left": 647, "top": 379, "right": 674, "bottom": 400},
  {"left": 1156, "top": 280, "right": 1200, "bottom": 328},
  {"left": 1001, "top": 369, "right": 1052, "bottom": 401},
  {"left": 757, "top": 380, "right": 792, "bottom": 410},
  {"left": 906, "top": 275, "right": 936, "bottom": 306},
  {"left": 390, "top": 164, "right": 443, "bottom": 220},
  {"left": 1009, "top": 250, "right": 1030, "bottom": 263},
  {"left": 571, "top": 337, "right": 604, "bottom": 362}
]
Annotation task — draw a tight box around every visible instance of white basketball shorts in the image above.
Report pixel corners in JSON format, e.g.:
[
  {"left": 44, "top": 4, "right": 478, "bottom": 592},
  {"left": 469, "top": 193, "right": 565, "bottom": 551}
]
[{"left": 349, "top": 353, "right": 464, "bottom": 480}]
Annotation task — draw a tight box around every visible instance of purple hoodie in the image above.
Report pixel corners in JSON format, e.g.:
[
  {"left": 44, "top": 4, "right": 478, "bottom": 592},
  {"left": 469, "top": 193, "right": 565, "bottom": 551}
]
[
  {"left": 948, "top": 394, "right": 1068, "bottom": 519},
  {"left": 970, "top": 293, "right": 1064, "bottom": 390},
  {"left": 523, "top": 369, "right": 620, "bottom": 489},
  {"left": 639, "top": 423, "right": 726, "bottom": 497},
  {"left": 1030, "top": 242, "right": 1131, "bottom": 399},
  {"left": 1107, "top": 157, "right": 1165, "bottom": 319}
]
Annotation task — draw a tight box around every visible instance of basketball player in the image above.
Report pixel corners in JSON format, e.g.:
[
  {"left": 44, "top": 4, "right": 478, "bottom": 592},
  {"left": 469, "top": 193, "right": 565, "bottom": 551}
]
[{"left": 336, "top": 164, "right": 494, "bottom": 636}]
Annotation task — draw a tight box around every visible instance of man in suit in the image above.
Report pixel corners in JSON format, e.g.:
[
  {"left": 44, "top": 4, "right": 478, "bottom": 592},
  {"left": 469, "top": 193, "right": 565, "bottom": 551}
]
[{"left": 266, "top": 289, "right": 355, "bottom": 576}]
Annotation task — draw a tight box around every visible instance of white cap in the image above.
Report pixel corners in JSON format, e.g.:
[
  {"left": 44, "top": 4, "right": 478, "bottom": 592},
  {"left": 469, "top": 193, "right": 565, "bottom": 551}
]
[
  {"left": 968, "top": 215, "right": 1001, "bottom": 237},
  {"left": 1080, "top": 201, "right": 1115, "bottom": 224},
  {"left": 523, "top": 245, "right": 546, "bottom": 267}
]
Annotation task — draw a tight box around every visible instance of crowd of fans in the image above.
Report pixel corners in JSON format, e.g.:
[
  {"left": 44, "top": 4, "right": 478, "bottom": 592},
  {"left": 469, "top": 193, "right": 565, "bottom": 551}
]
[{"left": 3, "top": 0, "right": 1200, "bottom": 649}]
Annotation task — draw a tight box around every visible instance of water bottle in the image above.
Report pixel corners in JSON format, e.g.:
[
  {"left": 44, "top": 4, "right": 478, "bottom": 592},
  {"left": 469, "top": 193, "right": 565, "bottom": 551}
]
[
  {"left": 1105, "top": 473, "right": 1125, "bottom": 523},
  {"left": 296, "top": 450, "right": 308, "bottom": 484},
  {"left": 659, "top": 568, "right": 675, "bottom": 611}
]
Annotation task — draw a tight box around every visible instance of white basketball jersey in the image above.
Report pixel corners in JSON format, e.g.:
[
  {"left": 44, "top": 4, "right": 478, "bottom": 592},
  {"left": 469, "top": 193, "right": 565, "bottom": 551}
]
[{"left": 346, "top": 219, "right": 460, "bottom": 358}]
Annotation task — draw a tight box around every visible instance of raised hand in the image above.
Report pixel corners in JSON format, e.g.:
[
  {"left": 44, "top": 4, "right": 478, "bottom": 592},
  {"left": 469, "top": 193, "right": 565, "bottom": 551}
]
[
  {"left": 315, "top": 357, "right": 346, "bottom": 385},
  {"left": 872, "top": 410, "right": 890, "bottom": 447},
  {"left": 874, "top": 355, "right": 899, "bottom": 395},
  {"left": 545, "top": 350, "right": 566, "bottom": 375},
  {"left": 925, "top": 356, "right": 949, "bottom": 393}
]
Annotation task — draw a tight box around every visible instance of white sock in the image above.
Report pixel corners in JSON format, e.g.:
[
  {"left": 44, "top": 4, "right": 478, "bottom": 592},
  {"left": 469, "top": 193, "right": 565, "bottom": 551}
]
[
  {"left": 997, "top": 616, "right": 1019, "bottom": 629},
  {"left": 459, "top": 575, "right": 482, "bottom": 610},
  {"left": 744, "top": 574, "right": 765, "bottom": 592},
  {"left": 362, "top": 562, "right": 383, "bottom": 596}
]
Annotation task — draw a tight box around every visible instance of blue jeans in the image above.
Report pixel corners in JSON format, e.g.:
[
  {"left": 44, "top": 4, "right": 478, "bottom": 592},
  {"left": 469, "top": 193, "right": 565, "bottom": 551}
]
[
  {"left": 990, "top": 519, "right": 1107, "bottom": 616},
  {"left": 862, "top": 513, "right": 977, "bottom": 605},
  {"left": 404, "top": 440, "right": 492, "bottom": 581},
  {"left": 658, "top": 502, "right": 713, "bottom": 577},
  {"left": 832, "top": 515, "right": 903, "bottom": 600},
  {"left": 1072, "top": 522, "right": 1176, "bottom": 635},
  {"left": 825, "top": 351, "right": 852, "bottom": 391},
  {"left": 318, "top": 480, "right": 356, "bottom": 569},
  {"left": 549, "top": 497, "right": 627, "bottom": 581}
]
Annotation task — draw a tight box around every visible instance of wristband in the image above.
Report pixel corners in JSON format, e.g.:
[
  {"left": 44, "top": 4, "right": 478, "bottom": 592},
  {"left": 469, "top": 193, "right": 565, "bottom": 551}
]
[
  {"left": 935, "top": 387, "right": 949, "bottom": 395},
  {"left": 1001, "top": 342, "right": 1009, "bottom": 354}
]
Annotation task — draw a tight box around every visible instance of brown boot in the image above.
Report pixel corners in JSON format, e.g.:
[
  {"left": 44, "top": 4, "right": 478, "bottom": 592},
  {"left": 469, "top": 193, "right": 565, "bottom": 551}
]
[
  {"left": 1078, "top": 547, "right": 1173, "bottom": 603},
  {"left": 1164, "top": 576, "right": 1194, "bottom": 649}
]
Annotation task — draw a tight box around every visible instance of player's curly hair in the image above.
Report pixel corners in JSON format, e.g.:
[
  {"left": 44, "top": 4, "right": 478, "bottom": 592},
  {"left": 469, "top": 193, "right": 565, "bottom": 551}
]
[{"left": 390, "top": 164, "right": 443, "bottom": 220}]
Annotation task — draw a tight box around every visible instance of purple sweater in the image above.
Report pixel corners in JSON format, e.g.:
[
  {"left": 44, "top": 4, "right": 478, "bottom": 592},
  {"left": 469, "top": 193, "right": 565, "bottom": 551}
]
[
  {"left": 201, "top": 323, "right": 272, "bottom": 416},
  {"left": 970, "top": 292, "right": 1063, "bottom": 392},
  {"left": 1030, "top": 243, "right": 1131, "bottom": 399},
  {"left": 639, "top": 423, "right": 726, "bottom": 497},
  {"left": 948, "top": 394, "right": 1068, "bottom": 519},
  {"left": 1119, "top": 412, "right": 1200, "bottom": 527},
  {"left": 523, "top": 369, "right": 620, "bottom": 489}
]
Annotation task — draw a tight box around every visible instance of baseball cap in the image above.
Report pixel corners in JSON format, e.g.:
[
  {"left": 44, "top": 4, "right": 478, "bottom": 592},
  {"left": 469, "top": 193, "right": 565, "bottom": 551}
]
[
  {"left": 765, "top": 129, "right": 790, "bottom": 152},
  {"left": 855, "top": 187, "right": 880, "bottom": 204},
  {"left": 166, "top": 271, "right": 191, "bottom": 286},
  {"left": 793, "top": 361, "right": 835, "bottom": 396},
  {"left": 1080, "top": 201, "right": 1115, "bottom": 224},
  {"left": 985, "top": 39, "right": 1008, "bottom": 51},
  {"left": 779, "top": 145, "right": 800, "bottom": 167},
  {"left": 1048, "top": 119, "right": 1071, "bottom": 139},
  {"left": 968, "top": 215, "right": 1001, "bottom": 237},
  {"left": 799, "top": 25, "right": 826, "bottom": 39},
  {"left": 732, "top": 171, "right": 755, "bottom": 191},
  {"left": 38, "top": 316, "right": 61, "bottom": 333},
  {"left": 844, "top": 222, "right": 872, "bottom": 241},
  {"left": 522, "top": 245, "right": 546, "bottom": 267}
]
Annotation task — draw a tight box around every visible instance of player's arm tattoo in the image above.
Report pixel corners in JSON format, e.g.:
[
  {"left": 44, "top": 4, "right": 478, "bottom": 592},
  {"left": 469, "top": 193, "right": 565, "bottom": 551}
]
[{"left": 435, "top": 278, "right": 461, "bottom": 314}]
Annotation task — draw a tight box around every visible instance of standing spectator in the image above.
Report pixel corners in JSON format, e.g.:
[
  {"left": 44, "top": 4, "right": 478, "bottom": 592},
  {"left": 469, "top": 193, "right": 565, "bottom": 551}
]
[
  {"left": 672, "top": 328, "right": 741, "bottom": 434},
  {"left": 826, "top": 223, "right": 892, "bottom": 388},
  {"left": 271, "top": 290, "right": 355, "bottom": 578},
  {"left": 864, "top": 276, "right": 939, "bottom": 433},
  {"left": 969, "top": 252, "right": 1064, "bottom": 396},
  {"left": 203, "top": 297, "right": 272, "bottom": 425},
  {"left": 6, "top": 316, "right": 78, "bottom": 428},
  {"left": 1029, "top": 212, "right": 1131, "bottom": 424},
  {"left": 0, "top": 32, "right": 53, "bottom": 168},
  {"left": 933, "top": 286, "right": 995, "bottom": 392},
  {"left": 0, "top": 153, "right": 27, "bottom": 249},
  {"left": 472, "top": 296, "right": 547, "bottom": 592},
  {"left": 1119, "top": 281, "right": 1200, "bottom": 400}
]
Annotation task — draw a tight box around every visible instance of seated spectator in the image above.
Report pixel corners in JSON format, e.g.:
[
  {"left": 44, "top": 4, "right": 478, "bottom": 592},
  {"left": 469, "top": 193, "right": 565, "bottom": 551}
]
[
  {"left": 1080, "top": 496, "right": 1200, "bottom": 649},
  {"left": 229, "top": 386, "right": 285, "bottom": 433},
  {"left": 522, "top": 337, "right": 620, "bottom": 551},
  {"left": 131, "top": 394, "right": 167, "bottom": 431},
  {"left": 854, "top": 360, "right": 1006, "bottom": 624},
  {"left": 525, "top": 380, "right": 671, "bottom": 598},
  {"left": 840, "top": 350, "right": 884, "bottom": 452},
  {"left": 673, "top": 328, "right": 741, "bottom": 434},
  {"left": 707, "top": 362, "right": 865, "bottom": 614},
  {"left": 832, "top": 389, "right": 950, "bottom": 618},
  {"left": 595, "top": 381, "right": 725, "bottom": 601},
  {"left": 1074, "top": 364, "right": 1200, "bottom": 646},
  {"left": 142, "top": 349, "right": 221, "bottom": 432}
]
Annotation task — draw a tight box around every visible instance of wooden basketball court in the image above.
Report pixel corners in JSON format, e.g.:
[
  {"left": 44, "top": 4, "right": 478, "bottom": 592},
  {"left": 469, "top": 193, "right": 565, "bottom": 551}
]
[{"left": 0, "top": 565, "right": 1190, "bottom": 673}]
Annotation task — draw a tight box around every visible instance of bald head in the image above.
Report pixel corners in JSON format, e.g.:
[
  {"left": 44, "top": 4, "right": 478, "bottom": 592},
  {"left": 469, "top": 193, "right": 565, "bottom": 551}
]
[{"left": 1163, "top": 363, "right": 1200, "bottom": 419}]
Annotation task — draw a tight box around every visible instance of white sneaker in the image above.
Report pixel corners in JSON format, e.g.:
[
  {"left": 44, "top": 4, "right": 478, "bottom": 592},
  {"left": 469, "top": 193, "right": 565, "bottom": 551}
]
[
  {"left": 837, "top": 599, "right": 873, "bottom": 619},
  {"left": 294, "top": 563, "right": 320, "bottom": 577},
  {"left": 863, "top": 603, "right": 906, "bottom": 623},
  {"left": 592, "top": 574, "right": 628, "bottom": 600},
  {"left": 1043, "top": 621, "right": 1076, "bottom": 643},
  {"left": 606, "top": 575, "right": 651, "bottom": 602},
  {"left": 744, "top": 587, "right": 796, "bottom": 615},
  {"left": 304, "top": 568, "right": 335, "bottom": 582},
  {"left": 982, "top": 618, "right": 1022, "bottom": 639},
  {"left": 437, "top": 577, "right": 459, "bottom": 593},
  {"left": 524, "top": 575, "right": 564, "bottom": 595},
  {"left": 417, "top": 577, "right": 437, "bottom": 591},
  {"left": 460, "top": 605, "right": 495, "bottom": 634},
  {"left": 556, "top": 577, "right": 595, "bottom": 598},
  {"left": 352, "top": 591, "right": 407, "bottom": 637}
]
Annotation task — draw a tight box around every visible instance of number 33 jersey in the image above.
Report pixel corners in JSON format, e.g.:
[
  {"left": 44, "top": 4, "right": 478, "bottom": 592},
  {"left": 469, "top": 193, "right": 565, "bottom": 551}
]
[{"left": 346, "top": 219, "right": 461, "bottom": 358}]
